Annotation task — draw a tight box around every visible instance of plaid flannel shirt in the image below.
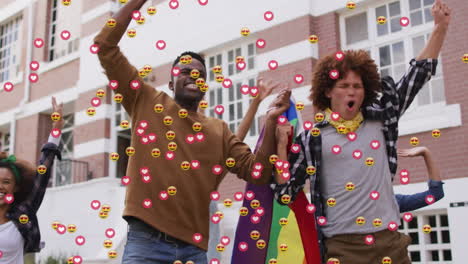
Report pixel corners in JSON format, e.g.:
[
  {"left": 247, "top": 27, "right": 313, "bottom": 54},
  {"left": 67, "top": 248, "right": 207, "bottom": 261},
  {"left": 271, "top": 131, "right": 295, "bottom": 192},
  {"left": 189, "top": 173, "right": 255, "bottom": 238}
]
[
  {"left": 6, "top": 142, "right": 62, "bottom": 253},
  {"left": 271, "top": 58, "right": 437, "bottom": 262}
]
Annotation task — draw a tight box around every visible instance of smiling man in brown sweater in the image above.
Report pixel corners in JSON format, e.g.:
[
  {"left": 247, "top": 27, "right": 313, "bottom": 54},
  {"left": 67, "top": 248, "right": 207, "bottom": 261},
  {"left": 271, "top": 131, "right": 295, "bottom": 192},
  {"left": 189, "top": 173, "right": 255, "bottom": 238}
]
[{"left": 93, "top": 0, "right": 290, "bottom": 263}]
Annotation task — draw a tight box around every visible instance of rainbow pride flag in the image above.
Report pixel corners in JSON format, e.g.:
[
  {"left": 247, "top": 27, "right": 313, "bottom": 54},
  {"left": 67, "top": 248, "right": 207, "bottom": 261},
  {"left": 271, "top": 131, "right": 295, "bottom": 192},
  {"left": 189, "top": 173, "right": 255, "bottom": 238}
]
[{"left": 231, "top": 99, "right": 321, "bottom": 264}]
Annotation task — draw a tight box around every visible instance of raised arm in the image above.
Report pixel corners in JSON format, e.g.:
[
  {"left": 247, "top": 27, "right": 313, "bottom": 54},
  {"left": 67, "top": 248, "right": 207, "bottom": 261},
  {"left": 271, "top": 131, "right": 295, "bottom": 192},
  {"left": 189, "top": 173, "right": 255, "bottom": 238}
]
[
  {"left": 93, "top": 0, "right": 151, "bottom": 115},
  {"left": 235, "top": 78, "right": 274, "bottom": 141},
  {"left": 275, "top": 122, "right": 292, "bottom": 185},
  {"left": 395, "top": 147, "right": 444, "bottom": 213},
  {"left": 27, "top": 97, "right": 63, "bottom": 212},
  {"left": 415, "top": 0, "right": 451, "bottom": 61},
  {"left": 225, "top": 88, "right": 291, "bottom": 184}
]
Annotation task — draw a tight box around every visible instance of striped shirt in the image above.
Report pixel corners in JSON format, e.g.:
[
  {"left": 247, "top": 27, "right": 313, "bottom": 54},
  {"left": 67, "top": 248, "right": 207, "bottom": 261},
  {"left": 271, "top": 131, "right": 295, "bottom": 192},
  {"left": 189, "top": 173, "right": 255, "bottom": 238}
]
[{"left": 271, "top": 58, "right": 437, "bottom": 261}]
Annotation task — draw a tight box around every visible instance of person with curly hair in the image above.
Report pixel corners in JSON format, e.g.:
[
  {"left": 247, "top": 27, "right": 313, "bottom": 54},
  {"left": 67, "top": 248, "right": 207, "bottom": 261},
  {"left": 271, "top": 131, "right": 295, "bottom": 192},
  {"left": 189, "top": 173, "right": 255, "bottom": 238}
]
[
  {"left": 271, "top": 0, "right": 451, "bottom": 263},
  {"left": 0, "top": 97, "right": 63, "bottom": 263}
]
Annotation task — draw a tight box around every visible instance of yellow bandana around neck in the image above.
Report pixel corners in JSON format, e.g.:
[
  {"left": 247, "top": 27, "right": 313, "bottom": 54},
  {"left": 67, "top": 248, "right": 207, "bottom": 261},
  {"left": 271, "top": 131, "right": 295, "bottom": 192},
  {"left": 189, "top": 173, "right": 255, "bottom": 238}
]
[{"left": 324, "top": 108, "right": 363, "bottom": 134}]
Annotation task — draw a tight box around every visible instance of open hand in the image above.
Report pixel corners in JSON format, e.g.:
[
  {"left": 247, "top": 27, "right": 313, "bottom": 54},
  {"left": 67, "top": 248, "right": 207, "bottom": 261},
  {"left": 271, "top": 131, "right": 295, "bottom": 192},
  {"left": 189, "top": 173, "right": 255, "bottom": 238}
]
[
  {"left": 397, "top": 147, "right": 428, "bottom": 157},
  {"left": 52, "top": 96, "right": 64, "bottom": 131},
  {"left": 254, "top": 78, "right": 275, "bottom": 102},
  {"left": 266, "top": 87, "right": 291, "bottom": 121}
]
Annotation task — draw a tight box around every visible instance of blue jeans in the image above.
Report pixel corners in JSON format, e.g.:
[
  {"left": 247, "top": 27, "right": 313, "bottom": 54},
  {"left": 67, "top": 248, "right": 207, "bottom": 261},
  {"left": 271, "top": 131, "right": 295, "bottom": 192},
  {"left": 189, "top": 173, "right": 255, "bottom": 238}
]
[{"left": 122, "top": 218, "right": 207, "bottom": 264}]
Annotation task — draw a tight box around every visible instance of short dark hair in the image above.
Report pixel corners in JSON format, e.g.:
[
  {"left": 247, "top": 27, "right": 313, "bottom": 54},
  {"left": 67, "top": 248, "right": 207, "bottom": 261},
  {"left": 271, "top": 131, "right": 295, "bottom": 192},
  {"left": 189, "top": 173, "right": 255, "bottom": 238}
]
[
  {"left": 310, "top": 49, "right": 382, "bottom": 111},
  {"left": 172, "top": 51, "right": 206, "bottom": 68}
]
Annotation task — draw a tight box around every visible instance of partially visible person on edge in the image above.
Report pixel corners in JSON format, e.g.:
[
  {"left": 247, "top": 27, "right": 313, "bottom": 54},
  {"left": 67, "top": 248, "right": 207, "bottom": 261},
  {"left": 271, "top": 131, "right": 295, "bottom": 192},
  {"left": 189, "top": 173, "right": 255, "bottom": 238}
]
[
  {"left": 396, "top": 146, "right": 444, "bottom": 212},
  {"left": 93, "top": 0, "right": 291, "bottom": 263},
  {"left": 207, "top": 79, "right": 274, "bottom": 261},
  {"left": 0, "top": 97, "right": 63, "bottom": 263},
  {"left": 271, "top": 0, "right": 451, "bottom": 263}
]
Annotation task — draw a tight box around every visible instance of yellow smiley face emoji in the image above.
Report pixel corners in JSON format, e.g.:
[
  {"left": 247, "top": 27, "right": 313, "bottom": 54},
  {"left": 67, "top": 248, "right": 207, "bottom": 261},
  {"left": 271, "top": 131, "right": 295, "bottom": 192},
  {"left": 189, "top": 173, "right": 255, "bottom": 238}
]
[
  {"left": 163, "top": 116, "right": 173, "bottom": 126},
  {"left": 279, "top": 243, "right": 288, "bottom": 252},
  {"left": 309, "top": 34, "right": 318, "bottom": 44},
  {"left": 108, "top": 250, "right": 117, "bottom": 259},
  {"left": 190, "top": 69, "right": 200, "bottom": 79},
  {"left": 127, "top": 29, "right": 136, "bottom": 38},
  {"left": 256, "top": 239, "right": 267, "bottom": 249},
  {"left": 327, "top": 198, "right": 336, "bottom": 207},
  {"left": 224, "top": 199, "right": 233, "bottom": 208},
  {"left": 154, "top": 104, "right": 164, "bottom": 113},
  {"left": 377, "top": 16, "right": 387, "bottom": 25},
  {"left": 345, "top": 182, "right": 355, "bottom": 191},
  {"left": 306, "top": 165, "right": 316, "bottom": 175},
  {"left": 315, "top": 112, "right": 324, "bottom": 122},
  {"left": 180, "top": 161, "right": 191, "bottom": 170},
  {"left": 279, "top": 217, "right": 288, "bottom": 227},
  {"left": 86, "top": 107, "right": 96, "bottom": 117},
  {"left": 215, "top": 74, "right": 224, "bottom": 83},
  {"left": 336, "top": 125, "right": 346, "bottom": 134},
  {"left": 138, "top": 68, "right": 147, "bottom": 78},
  {"left": 51, "top": 112, "right": 61, "bottom": 121},
  {"left": 114, "top": 93, "right": 123, "bottom": 103},
  {"left": 120, "top": 120, "right": 130, "bottom": 129},
  {"left": 109, "top": 152, "right": 119, "bottom": 161},
  {"left": 195, "top": 78, "right": 205, "bottom": 88},
  {"left": 199, "top": 100, "right": 208, "bottom": 109},
  {"left": 37, "top": 165, "right": 47, "bottom": 174},
  {"left": 212, "top": 65, "right": 222, "bottom": 74},
  {"left": 431, "top": 129, "right": 441, "bottom": 138},
  {"left": 216, "top": 243, "right": 225, "bottom": 252},
  {"left": 200, "top": 83, "right": 209, "bottom": 92},
  {"left": 143, "top": 64, "right": 152, "bottom": 74},
  {"left": 356, "top": 216, "right": 366, "bottom": 226},
  {"left": 365, "top": 157, "right": 375, "bottom": 166},
  {"left": 192, "top": 122, "right": 202, "bottom": 132},
  {"left": 178, "top": 109, "right": 188, "bottom": 118},
  {"left": 269, "top": 154, "right": 279, "bottom": 164},
  {"left": 19, "top": 214, "right": 29, "bottom": 224},
  {"left": 103, "top": 239, "right": 113, "bottom": 249},
  {"left": 410, "top": 136, "right": 419, "bottom": 146},
  {"left": 167, "top": 186, "right": 177, "bottom": 195},
  {"left": 136, "top": 16, "right": 146, "bottom": 25},
  {"left": 168, "top": 142, "right": 177, "bottom": 151},
  {"left": 295, "top": 102, "right": 305, "bottom": 111},
  {"left": 346, "top": 1, "right": 356, "bottom": 9},
  {"left": 61, "top": 0, "right": 71, "bottom": 6},
  {"left": 422, "top": 224, "right": 431, "bottom": 233},
  {"left": 99, "top": 211, "right": 109, "bottom": 219},
  {"left": 382, "top": 256, "right": 392, "bottom": 264},
  {"left": 67, "top": 224, "right": 76, "bottom": 233},
  {"left": 240, "top": 27, "right": 250, "bottom": 37},
  {"left": 280, "top": 195, "right": 291, "bottom": 205},
  {"left": 239, "top": 207, "right": 249, "bottom": 216},
  {"left": 147, "top": 6, "right": 157, "bottom": 15},
  {"left": 250, "top": 230, "right": 260, "bottom": 240},
  {"left": 125, "top": 146, "right": 136, "bottom": 156},
  {"left": 151, "top": 148, "right": 161, "bottom": 158},
  {"left": 462, "top": 54, "right": 468, "bottom": 63},
  {"left": 250, "top": 199, "right": 261, "bottom": 209},
  {"left": 225, "top": 157, "right": 236, "bottom": 167},
  {"left": 311, "top": 127, "right": 321, "bottom": 137},
  {"left": 106, "top": 18, "right": 117, "bottom": 28},
  {"left": 166, "top": 130, "right": 176, "bottom": 140},
  {"left": 96, "top": 89, "right": 105, "bottom": 98},
  {"left": 373, "top": 218, "right": 383, "bottom": 227}
]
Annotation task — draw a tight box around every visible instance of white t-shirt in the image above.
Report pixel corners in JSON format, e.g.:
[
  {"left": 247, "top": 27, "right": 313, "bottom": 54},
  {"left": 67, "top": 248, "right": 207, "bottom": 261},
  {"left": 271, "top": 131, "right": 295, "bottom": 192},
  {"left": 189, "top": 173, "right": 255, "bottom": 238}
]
[{"left": 0, "top": 220, "right": 24, "bottom": 264}]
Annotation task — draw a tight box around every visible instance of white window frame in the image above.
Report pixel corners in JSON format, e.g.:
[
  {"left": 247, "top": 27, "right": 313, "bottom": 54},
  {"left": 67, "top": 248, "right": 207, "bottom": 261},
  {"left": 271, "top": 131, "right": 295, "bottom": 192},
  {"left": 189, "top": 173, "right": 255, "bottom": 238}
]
[
  {"left": 339, "top": 0, "right": 461, "bottom": 136},
  {"left": 0, "top": 130, "right": 10, "bottom": 153},
  {"left": 0, "top": 15, "right": 23, "bottom": 85},
  {"left": 206, "top": 42, "right": 260, "bottom": 147},
  {"left": 399, "top": 209, "right": 453, "bottom": 263}
]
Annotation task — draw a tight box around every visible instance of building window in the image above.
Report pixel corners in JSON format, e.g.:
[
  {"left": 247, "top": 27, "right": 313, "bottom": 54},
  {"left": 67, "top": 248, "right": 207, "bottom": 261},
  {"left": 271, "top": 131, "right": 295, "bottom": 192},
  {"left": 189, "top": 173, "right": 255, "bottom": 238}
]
[
  {"left": 375, "top": 1, "right": 402, "bottom": 36},
  {"left": 0, "top": 131, "right": 10, "bottom": 152},
  {"left": 53, "top": 113, "right": 74, "bottom": 186},
  {"left": 341, "top": 1, "right": 445, "bottom": 112},
  {"left": 409, "top": 0, "right": 434, "bottom": 27},
  {"left": 0, "top": 16, "right": 23, "bottom": 83},
  {"left": 206, "top": 43, "right": 259, "bottom": 137},
  {"left": 345, "top": 12, "right": 368, "bottom": 45},
  {"left": 399, "top": 211, "right": 452, "bottom": 263},
  {"left": 47, "top": 0, "right": 80, "bottom": 62}
]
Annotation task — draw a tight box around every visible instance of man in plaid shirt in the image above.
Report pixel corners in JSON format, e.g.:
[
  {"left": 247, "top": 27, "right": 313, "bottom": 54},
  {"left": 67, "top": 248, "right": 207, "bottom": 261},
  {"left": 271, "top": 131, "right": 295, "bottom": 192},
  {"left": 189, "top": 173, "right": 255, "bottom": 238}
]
[{"left": 272, "top": 1, "right": 451, "bottom": 263}]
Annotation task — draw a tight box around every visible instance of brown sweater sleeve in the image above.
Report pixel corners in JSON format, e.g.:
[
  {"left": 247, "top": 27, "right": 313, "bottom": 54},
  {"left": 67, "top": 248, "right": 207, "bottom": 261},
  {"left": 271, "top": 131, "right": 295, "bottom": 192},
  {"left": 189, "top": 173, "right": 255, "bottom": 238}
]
[
  {"left": 93, "top": 24, "right": 150, "bottom": 116},
  {"left": 223, "top": 122, "right": 274, "bottom": 185}
]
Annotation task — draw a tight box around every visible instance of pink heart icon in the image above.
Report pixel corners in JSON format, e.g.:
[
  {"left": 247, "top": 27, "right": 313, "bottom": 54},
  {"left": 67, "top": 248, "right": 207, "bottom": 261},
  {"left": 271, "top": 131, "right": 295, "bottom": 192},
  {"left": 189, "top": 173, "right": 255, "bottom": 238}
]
[
  {"left": 268, "top": 60, "right": 278, "bottom": 70},
  {"left": 90, "top": 200, "right": 101, "bottom": 210},
  {"left": 192, "top": 233, "right": 203, "bottom": 243},
  {"left": 169, "top": 0, "right": 179, "bottom": 9},
  {"left": 240, "top": 84, "right": 250, "bottom": 95},
  {"left": 142, "top": 199, "right": 152, "bottom": 208},
  {"left": 256, "top": 38, "right": 266, "bottom": 48},
  {"left": 75, "top": 235, "right": 85, "bottom": 246},
  {"left": 212, "top": 165, "right": 223, "bottom": 175},
  {"left": 105, "top": 228, "right": 115, "bottom": 238},
  {"left": 306, "top": 204, "right": 316, "bottom": 214},
  {"left": 29, "top": 73, "right": 39, "bottom": 83},
  {"left": 34, "top": 38, "right": 44, "bottom": 48},
  {"left": 172, "top": 66, "right": 180, "bottom": 76},
  {"left": 294, "top": 74, "right": 304, "bottom": 84},
  {"left": 245, "top": 190, "right": 255, "bottom": 200},
  {"left": 236, "top": 62, "right": 246, "bottom": 70},
  {"left": 369, "top": 191, "right": 380, "bottom": 200},
  {"left": 364, "top": 235, "right": 375, "bottom": 245},
  {"left": 210, "top": 191, "right": 220, "bottom": 201},
  {"left": 387, "top": 221, "right": 398, "bottom": 231},
  {"left": 400, "top": 17, "right": 410, "bottom": 27},
  {"left": 234, "top": 192, "right": 244, "bottom": 201},
  {"left": 132, "top": 10, "right": 141, "bottom": 20},
  {"left": 156, "top": 40, "right": 166, "bottom": 50},
  {"left": 352, "top": 150, "right": 362, "bottom": 159},
  {"left": 370, "top": 140, "right": 380, "bottom": 149},
  {"left": 121, "top": 176, "right": 130, "bottom": 185},
  {"left": 317, "top": 216, "right": 327, "bottom": 226},
  {"left": 3, "top": 82, "right": 13, "bottom": 92},
  {"left": 220, "top": 236, "right": 230, "bottom": 245},
  {"left": 222, "top": 78, "right": 232, "bottom": 88},
  {"left": 30, "top": 61, "right": 40, "bottom": 71},
  {"left": 264, "top": 11, "right": 274, "bottom": 21},
  {"left": 238, "top": 242, "right": 248, "bottom": 252},
  {"left": 331, "top": 145, "right": 341, "bottom": 155},
  {"left": 347, "top": 132, "right": 357, "bottom": 141},
  {"left": 90, "top": 44, "right": 100, "bottom": 54},
  {"left": 91, "top": 97, "right": 101, "bottom": 107},
  {"left": 251, "top": 170, "right": 261, "bottom": 179},
  {"left": 109, "top": 80, "right": 119, "bottom": 90},
  {"left": 130, "top": 80, "right": 140, "bottom": 90},
  {"left": 60, "top": 30, "right": 71, "bottom": 40},
  {"left": 51, "top": 128, "right": 61, "bottom": 138},
  {"left": 198, "top": 0, "right": 208, "bottom": 5},
  {"left": 303, "top": 121, "right": 313, "bottom": 130},
  {"left": 214, "top": 105, "right": 224, "bottom": 115},
  {"left": 335, "top": 51, "right": 345, "bottom": 61},
  {"left": 329, "top": 69, "right": 339, "bottom": 80}
]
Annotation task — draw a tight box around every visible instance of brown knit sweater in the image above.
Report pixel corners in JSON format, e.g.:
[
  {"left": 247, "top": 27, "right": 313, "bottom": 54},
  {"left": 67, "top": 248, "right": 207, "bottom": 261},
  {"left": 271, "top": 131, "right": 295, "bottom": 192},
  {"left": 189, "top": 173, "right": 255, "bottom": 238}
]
[{"left": 93, "top": 24, "right": 274, "bottom": 250}]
